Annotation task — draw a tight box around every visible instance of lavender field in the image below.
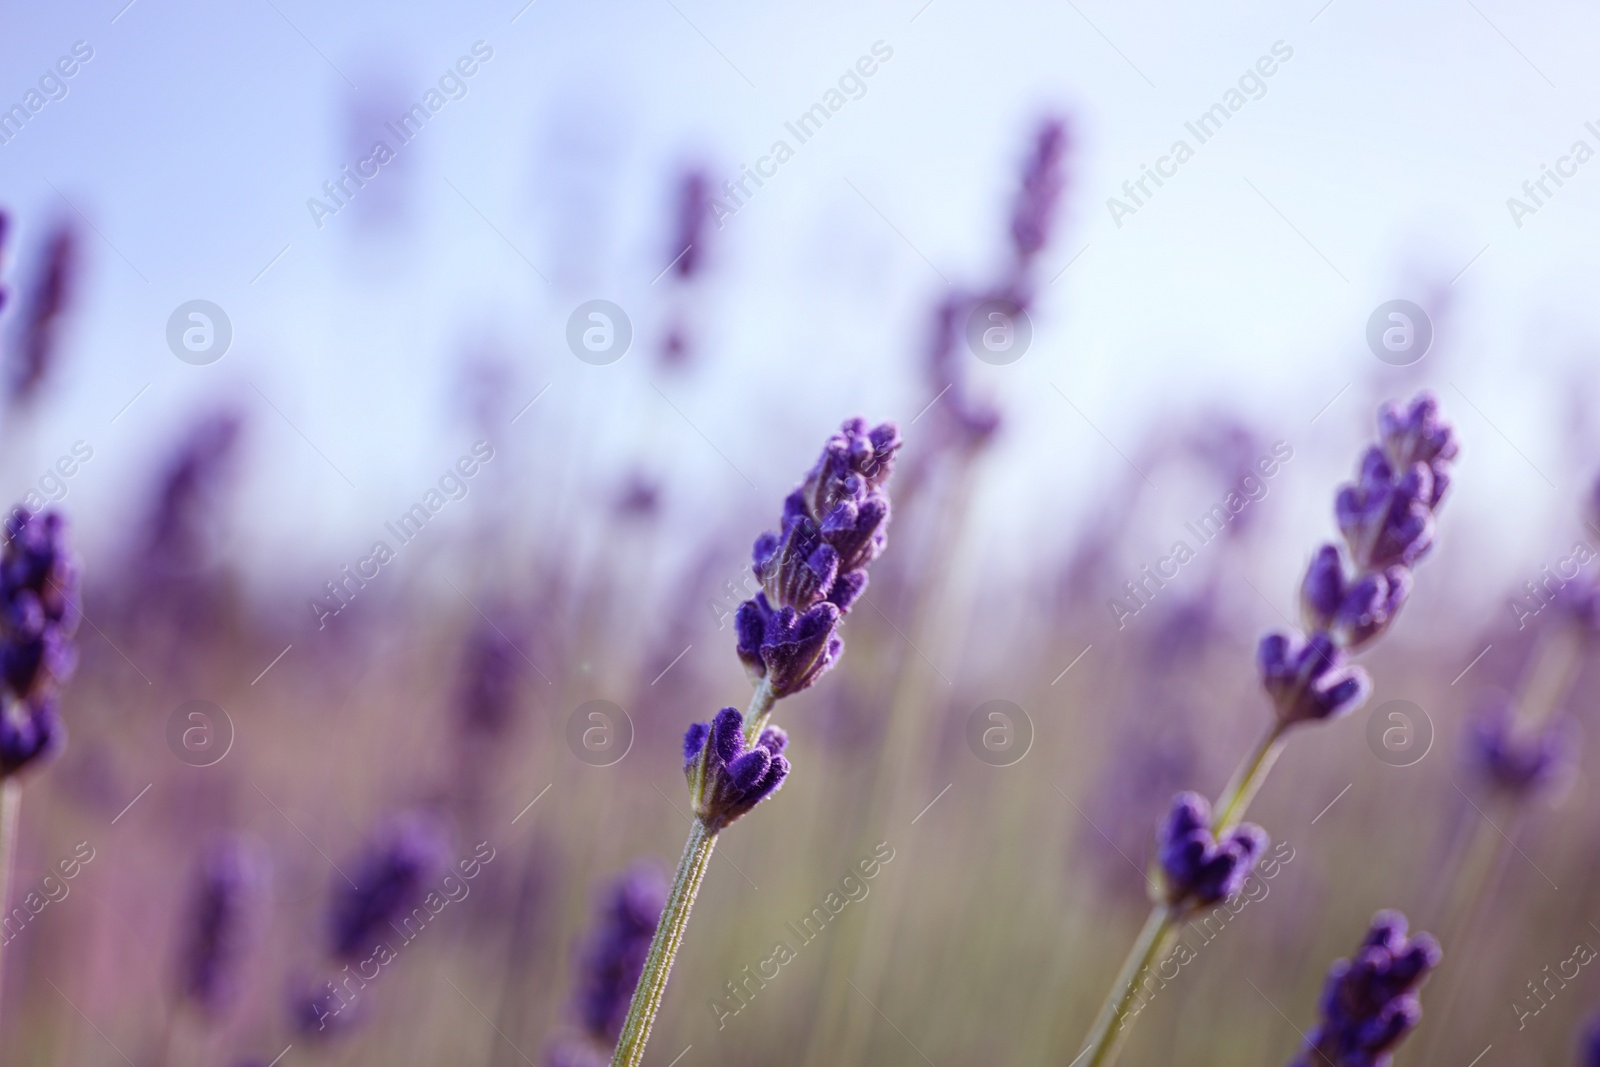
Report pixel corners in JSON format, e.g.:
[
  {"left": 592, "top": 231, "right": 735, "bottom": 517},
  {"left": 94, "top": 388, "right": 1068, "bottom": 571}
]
[{"left": 3, "top": 3, "right": 1600, "bottom": 1066}]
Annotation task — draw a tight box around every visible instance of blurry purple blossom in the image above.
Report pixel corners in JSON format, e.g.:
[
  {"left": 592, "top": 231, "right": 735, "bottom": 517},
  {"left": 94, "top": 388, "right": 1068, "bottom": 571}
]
[
  {"left": 7, "top": 223, "right": 76, "bottom": 408},
  {"left": 573, "top": 863, "right": 667, "bottom": 1044},
  {"left": 1290, "top": 911, "right": 1440, "bottom": 1067},
  {"left": 140, "top": 412, "right": 244, "bottom": 576},
  {"left": 1156, "top": 791, "right": 1267, "bottom": 909},
  {"left": 1469, "top": 693, "right": 1577, "bottom": 797},
  {"left": 1257, "top": 631, "right": 1371, "bottom": 726},
  {"left": 177, "top": 835, "right": 267, "bottom": 1015},
  {"left": 328, "top": 812, "right": 450, "bottom": 961},
  {"left": 0, "top": 508, "right": 80, "bottom": 779}
]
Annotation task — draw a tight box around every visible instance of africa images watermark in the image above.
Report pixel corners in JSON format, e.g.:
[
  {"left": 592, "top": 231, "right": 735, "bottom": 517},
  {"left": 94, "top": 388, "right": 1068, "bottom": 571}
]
[
  {"left": 707, "top": 40, "right": 895, "bottom": 229},
  {"left": 0, "top": 41, "right": 95, "bottom": 148},
  {"left": 1504, "top": 119, "right": 1600, "bottom": 229},
  {"left": 306, "top": 41, "right": 495, "bottom": 230},
  {"left": 1106, "top": 40, "right": 1295, "bottom": 229},
  {"left": 1107, "top": 440, "right": 1294, "bottom": 630}
]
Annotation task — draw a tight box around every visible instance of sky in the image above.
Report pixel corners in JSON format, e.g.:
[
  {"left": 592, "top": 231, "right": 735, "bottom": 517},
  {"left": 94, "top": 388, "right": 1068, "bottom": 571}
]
[{"left": 1, "top": 0, "right": 1598, "bottom": 611}]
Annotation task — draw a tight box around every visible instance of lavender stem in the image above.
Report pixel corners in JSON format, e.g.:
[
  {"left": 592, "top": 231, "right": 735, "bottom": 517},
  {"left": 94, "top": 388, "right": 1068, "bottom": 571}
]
[
  {"left": 608, "top": 818, "right": 718, "bottom": 1067},
  {"left": 1211, "top": 722, "right": 1289, "bottom": 834},
  {"left": 0, "top": 779, "right": 19, "bottom": 1034},
  {"left": 1079, "top": 905, "right": 1177, "bottom": 1067},
  {"left": 741, "top": 677, "right": 777, "bottom": 746}
]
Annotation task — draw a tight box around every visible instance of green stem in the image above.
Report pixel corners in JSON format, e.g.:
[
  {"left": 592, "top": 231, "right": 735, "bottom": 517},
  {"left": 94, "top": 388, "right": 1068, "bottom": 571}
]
[
  {"left": 0, "top": 779, "right": 20, "bottom": 1036},
  {"left": 1211, "top": 722, "right": 1287, "bottom": 833},
  {"left": 742, "top": 678, "right": 777, "bottom": 745},
  {"left": 1076, "top": 905, "right": 1177, "bottom": 1067},
  {"left": 610, "top": 818, "right": 719, "bottom": 1067}
]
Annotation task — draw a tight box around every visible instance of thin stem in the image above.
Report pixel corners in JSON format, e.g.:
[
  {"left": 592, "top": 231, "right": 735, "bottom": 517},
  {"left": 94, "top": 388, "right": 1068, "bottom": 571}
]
[
  {"left": 609, "top": 818, "right": 719, "bottom": 1067},
  {"left": 1211, "top": 722, "right": 1288, "bottom": 833},
  {"left": 1076, "top": 905, "right": 1177, "bottom": 1067},
  {"left": 742, "top": 677, "right": 777, "bottom": 745},
  {"left": 0, "top": 779, "right": 20, "bottom": 1036}
]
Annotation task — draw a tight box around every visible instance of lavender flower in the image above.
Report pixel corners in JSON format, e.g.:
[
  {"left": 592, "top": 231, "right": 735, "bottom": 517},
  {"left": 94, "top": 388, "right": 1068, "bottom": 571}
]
[
  {"left": 177, "top": 836, "right": 266, "bottom": 1014},
  {"left": 683, "top": 708, "right": 790, "bottom": 832},
  {"left": 574, "top": 864, "right": 667, "bottom": 1044},
  {"left": 667, "top": 170, "right": 709, "bottom": 282},
  {"left": 1469, "top": 695, "right": 1577, "bottom": 796},
  {"left": 1257, "top": 632, "right": 1372, "bottom": 726},
  {"left": 1262, "top": 393, "right": 1457, "bottom": 729},
  {"left": 140, "top": 412, "right": 243, "bottom": 575},
  {"left": 0, "top": 508, "right": 80, "bottom": 779},
  {"left": 1290, "top": 911, "right": 1441, "bottom": 1067},
  {"left": 1009, "top": 118, "right": 1070, "bottom": 270},
  {"left": 328, "top": 812, "right": 449, "bottom": 961},
  {"left": 1156, "top": 792, "right": 1267, "bottom": 910},
  {"left": 8, "top": 224, "right": 76, "bottom": 407},
  {"left": 736, "top": 418, "right": 898, "bottom": 698},
  {"left": 456, "top": 620, "right": 522, "bottom": 738}
]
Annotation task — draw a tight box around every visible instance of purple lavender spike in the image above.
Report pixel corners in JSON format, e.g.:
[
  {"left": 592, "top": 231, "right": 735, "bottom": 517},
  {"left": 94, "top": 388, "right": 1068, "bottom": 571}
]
[
  {"left": 1469, "top": 693, "right": 1578, "bottom": 796},
  {"left": 573, "top": 863, "right": 667, "bottom": 1044},
  {"left": 1257, "top": 631, "right": 1372, "bottom": 725},
  {"left": 0, "top": 507, "right": 79, "bottom": 779},
  {"left": 1289, "top": 911, "right": 1440, "bottom": 1067},
  {"left": 178, "top": 835, "right": 266, "bottom": 1014},
  {"left": 9, "top": 224, "right": 76, "bottom": 407},
  {"left": 327, "top": 812, "right": 450, "bottom": 961}
]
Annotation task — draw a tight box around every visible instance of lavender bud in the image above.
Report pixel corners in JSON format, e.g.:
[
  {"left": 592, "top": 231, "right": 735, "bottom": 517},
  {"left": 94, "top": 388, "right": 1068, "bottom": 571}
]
[
  {"left": 684, "top": 708, "right": 790, "bottom": 831},
  {"left": 573, "top": 863, "right": 667, "bottom": 1044},
  {"left": 1469, "top": 695, "right": 1578, "bottom": 797},
  {"left": 0, "top": 697, "right": 64, "bottom": 778},
  {"left": 1257, "top": 631, "right": 1372, "bottom": 726},
  {"left": 328, "top": 812, "right": 450, "bottom": 961},
  {"left": 735, "top": 596, "right": 842, "bottom": 698},
  {"left": 1335, "top": 449, "right": 1436, "bottom": 571},
  {"left": 1155, "top": 791, "right": 1268, "bottom": 910},
  {"left": 9, "top": 224, "right": 76, "bottom": 407},
  {"left": 178, "top": 835, "right": 267, "bottom": 1015},
  {"left": 1290, "top": 910, "right": 1440, "bottom": 1067}
]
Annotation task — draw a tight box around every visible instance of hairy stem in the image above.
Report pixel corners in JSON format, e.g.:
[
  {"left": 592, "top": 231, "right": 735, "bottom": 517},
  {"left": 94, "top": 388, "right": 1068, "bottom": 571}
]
[
  {"left": 0, "top": 780, "right": 20, "bottom": 1035},
  {"left": 1076, "top": 905, "right": 1177, "bottom": 1067},
  {"left": 1211, "top": 722, "right": 1287, "bottom": 833},
  {"left": 742, "top": 677, "right": 777, "bottom": 745},
  {"left": 609, "top": 818, "right": 719, "bottom": 1067}
]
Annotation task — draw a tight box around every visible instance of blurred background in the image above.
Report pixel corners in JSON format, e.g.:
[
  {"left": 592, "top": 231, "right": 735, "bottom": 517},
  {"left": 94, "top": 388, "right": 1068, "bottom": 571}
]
[{"left": 2, "top": 0, "right": 1599, "bottom": 1063}]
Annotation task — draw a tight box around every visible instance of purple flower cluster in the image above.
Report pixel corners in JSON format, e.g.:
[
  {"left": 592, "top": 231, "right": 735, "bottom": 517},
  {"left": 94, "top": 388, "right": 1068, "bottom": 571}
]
[
  {"left": 1264, "top": 394, "right": 1457, "bottom": 727},
  {"left": 736, "top": 418, "right": 899, "bottom": 698},
  {"left": 1290, "top": 911, "right": 1441, "bottom": 1067},
  {"left": 683, "top": 708, "right": 790, "bottom": 832},
  {"left": 1009, "top": 118, "right": 1070, "bottom": 271},
  {"left": 1156, "top": 792, "right": 1268, "bottom": 910},
  {"left": 573, "top": 863, "right": 667, "bottom": 1044},
  {"left": 327, "top": 812, "right": 450, "bottom": 961},
  {"left": 9, "top": 223, "right": 76, "bottom": 407},
  {"left": 1469, "top": 694, "right": 1576, "bottom": 797},
  {"left": 0, "top": 508, "right": 80, "bottom": 778},
  {"left": 178, "top": 835, "right": 266, "bottom": 1014}
]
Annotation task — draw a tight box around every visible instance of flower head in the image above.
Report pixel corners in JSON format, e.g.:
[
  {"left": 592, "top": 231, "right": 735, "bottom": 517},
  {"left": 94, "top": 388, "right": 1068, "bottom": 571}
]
[
  {"left": 1010, "top": 118, "right": 1070, "bottom": 268},
  {"left": 328, "top": 812, "right": 450, "bottom": 961},
  {"left": 1257, "top": 631, "right": 1372, "bottom": 726},
  {"left": 1156, "top": 792, "right": 1268, "bottom": 910},
  {"left": 573, "top": 863, "right": 667, "bottom": 1044},
  {"left": 1291, "top": 910, "right": 1440, "bottom": 1067},
  {"left": 0, "top": 507, "right": 79, "bottom": 780},
  {"left": 739, "top": 419, "right": 897, "bottom": 697},
  {"left": 683, "top": 708, "right": 789, "bottom": 831},
  {"left": 178, "top": 835, "right": 266, "bottom": 1014},
  {"left": 1377, "top": 393, "right": 1458, "bottom": 506},
  {"left": 1469, "top": 695, "right": 1577, "bottom": 797},
  {"left": 1300, "top": 544, "right": 1411, "bottom": 651}
]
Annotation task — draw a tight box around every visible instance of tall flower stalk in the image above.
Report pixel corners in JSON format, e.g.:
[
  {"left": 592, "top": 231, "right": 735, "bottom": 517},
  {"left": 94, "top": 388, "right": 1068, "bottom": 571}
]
[
  {"left": 608, "top": 418, "right": 899, "bottom": 1067},
  {"left": 1075, "top": 394, "right": 1458, "bottom": 1066},
  {"left": 0, "top": 507, "right": 80, "bottom": 1035}
]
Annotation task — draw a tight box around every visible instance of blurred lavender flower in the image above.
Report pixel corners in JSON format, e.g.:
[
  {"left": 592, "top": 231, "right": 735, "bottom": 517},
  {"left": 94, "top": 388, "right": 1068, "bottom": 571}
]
[
  {"left": 1469, "top": 694, "right": 1577, "bottom": 797},
  {"left": 1009, "top": 117, "right": 1070, "bottom": 274},
  {"left": 177, "top": 835, "right": 266, "bottom": 1015},
  {"left": 1580, "top": 1011, "right": 1600, "bottom": 1067},
  {"left": 736, "top": 418, "right": 899, "bottom": 697},
  {"left": 0, "top": 508, "right": 80, "bottom": 779},
  {"left": 1257, "top": 632, "right": 1372, "bottom": 726},
  {"left": 140, "top": 412, "right": 244, "bottom": 576},
  {"left": 7, "top": 223, "right": 76, "bottom": 408},
  {"left": 1263, "top": 393, "right": 1457, "bottom": 729},
  {"left": 573, "top": 863, "right": 667, "bottom": 1044},
  {"left": 0, "top": 212, "right": 10, "bottom": 317},
  {"left": 1156, "top": 791, "right": 1267, "bottom": 910},
  {"left": 1290, "top": 910, "right": 1440, "bottom": 1067},
  {"left": 328, "top": 812, "right": 450, "bottom": 961},
  {"left": 660, "top": 168, "right": 711, "bottom": 368},
  {"left": 455, "top": 620, "right": 523, "bottom": 739},
  {"left": 683, "top": 708, "right": 790, "bottom": 832},
  {"left": 289, "top": 976, "right": 365, "bottom": 1038}
]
